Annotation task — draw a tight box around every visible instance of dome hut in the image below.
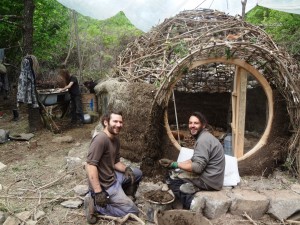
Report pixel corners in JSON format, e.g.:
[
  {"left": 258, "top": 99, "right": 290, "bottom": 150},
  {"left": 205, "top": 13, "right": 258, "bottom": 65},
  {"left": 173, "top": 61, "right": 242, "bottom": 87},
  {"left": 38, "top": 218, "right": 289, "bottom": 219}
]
[{"left": 95, "top": 9, "right": 300, "bottom": 177}]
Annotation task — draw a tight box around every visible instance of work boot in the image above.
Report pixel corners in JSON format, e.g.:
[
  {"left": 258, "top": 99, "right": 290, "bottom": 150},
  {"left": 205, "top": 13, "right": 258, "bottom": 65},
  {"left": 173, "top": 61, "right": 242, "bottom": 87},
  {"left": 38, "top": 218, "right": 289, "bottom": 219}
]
[
  {"left": 179, "top": 183, "right": 199, "bottom": 194},
  {"left": 12, "top": 109, "right": 19, "bottom": 121},
  {"left": 124, "top": 183, "right": 138, "bottom": 202},
  {"left": 84, "top": 195, "right": 97, "bottom": 224}
]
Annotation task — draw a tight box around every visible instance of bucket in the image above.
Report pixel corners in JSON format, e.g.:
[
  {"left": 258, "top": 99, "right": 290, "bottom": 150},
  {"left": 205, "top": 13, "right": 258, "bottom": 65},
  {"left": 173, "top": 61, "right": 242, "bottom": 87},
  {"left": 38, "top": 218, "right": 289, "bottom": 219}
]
[
  {"left": 143, "top": 189, "right": 175, "bottom": 223},
  {"left": 224, "top": 134, "right": 233, "bottom": 156},
  {"left": 81, "top": 93, "right": 97, "bottom": 113}
]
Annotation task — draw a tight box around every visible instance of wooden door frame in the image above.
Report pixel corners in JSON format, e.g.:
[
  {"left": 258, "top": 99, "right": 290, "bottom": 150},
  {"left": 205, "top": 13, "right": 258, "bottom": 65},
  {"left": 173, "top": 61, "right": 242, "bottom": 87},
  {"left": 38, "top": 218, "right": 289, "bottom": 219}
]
[{"left": 164, "top": 58, "right": 273, "bottom": 160}]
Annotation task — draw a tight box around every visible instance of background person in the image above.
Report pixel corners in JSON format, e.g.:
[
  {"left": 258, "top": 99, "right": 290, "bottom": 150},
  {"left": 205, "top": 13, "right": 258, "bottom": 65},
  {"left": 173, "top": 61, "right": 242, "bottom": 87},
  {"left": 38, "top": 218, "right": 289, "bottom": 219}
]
[
  {"left": 58, "top": 69, "right": 84, "bottom": 124},
  {"left": 159, "top": 111, "right": 225, "bottom": 209},
  {"left": 84, "top": 110, "right": 142, "bottom": 224}
]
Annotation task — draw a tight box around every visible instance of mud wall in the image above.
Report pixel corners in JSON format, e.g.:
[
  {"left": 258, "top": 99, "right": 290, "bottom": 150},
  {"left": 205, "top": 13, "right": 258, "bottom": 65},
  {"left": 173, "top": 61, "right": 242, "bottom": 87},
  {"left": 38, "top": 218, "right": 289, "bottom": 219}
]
[
  {"left": 238, "top": 90, "right": 290, "bottom": 176},
  {"left": 95, "top": 79, "right": 157, "bottom": 162}
]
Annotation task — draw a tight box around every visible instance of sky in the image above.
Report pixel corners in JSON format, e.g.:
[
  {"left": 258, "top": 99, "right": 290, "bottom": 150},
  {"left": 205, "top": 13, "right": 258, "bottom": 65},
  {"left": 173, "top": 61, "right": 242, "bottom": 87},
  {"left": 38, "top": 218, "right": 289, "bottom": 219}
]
[{"left": 56, "top": 0, "right": 258, "bottom": 32}]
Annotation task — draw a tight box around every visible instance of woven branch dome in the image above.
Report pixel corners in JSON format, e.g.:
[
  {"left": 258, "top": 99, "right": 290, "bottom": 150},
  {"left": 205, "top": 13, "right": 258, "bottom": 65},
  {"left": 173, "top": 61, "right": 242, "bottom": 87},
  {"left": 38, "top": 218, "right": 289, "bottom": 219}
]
[{"left": 114, "top": 8, "right": 300, "bottom": 173}]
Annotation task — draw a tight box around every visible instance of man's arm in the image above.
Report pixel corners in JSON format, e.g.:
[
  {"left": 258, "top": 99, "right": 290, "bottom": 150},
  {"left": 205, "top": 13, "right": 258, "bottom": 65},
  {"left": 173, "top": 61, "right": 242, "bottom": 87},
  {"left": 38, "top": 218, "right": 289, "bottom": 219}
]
[
  {"left": 114, "top": 161, "right": 127, "bottom": 172},
  {"left": 178, "top": 159, "right": 193, "bottom": 172},
  {"left": 59, "top": 81, "right": 74, "bottom": 92},
  {"left": 86, "top": 163, "right": 102, "bottom": 193}
]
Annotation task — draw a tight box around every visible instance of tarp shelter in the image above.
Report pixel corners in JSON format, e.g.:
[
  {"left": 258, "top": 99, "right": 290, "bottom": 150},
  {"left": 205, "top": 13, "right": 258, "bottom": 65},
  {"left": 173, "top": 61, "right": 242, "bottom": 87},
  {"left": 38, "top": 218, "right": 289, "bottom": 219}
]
[
  {"left": 56, "top": 0, "right": 300, "bottom": 32},
  {"left": 56, "top": 0, "right": 256, "bottom": 32}
]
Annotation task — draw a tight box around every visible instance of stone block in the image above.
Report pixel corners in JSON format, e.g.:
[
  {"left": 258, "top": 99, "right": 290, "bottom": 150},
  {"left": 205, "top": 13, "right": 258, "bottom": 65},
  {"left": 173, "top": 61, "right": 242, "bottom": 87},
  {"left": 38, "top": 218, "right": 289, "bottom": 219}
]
[
  {"left": 0, "top": 162, "right": 7, "bottom": 171},
  {"left": 229, "top": 189, "right": 269, "bottom": 219},
  {"left": 203, "top": 191, "right": 232, "bottom": 219},
  {"left": 263, "top": 189, "right": 300, "bottom": 220}
]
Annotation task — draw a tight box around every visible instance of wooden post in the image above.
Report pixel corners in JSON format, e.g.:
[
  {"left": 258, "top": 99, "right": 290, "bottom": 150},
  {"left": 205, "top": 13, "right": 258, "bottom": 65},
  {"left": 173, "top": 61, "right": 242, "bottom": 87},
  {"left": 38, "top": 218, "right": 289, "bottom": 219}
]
[{"left": 232, "top": 66, "right": 248, "bottom": 158}]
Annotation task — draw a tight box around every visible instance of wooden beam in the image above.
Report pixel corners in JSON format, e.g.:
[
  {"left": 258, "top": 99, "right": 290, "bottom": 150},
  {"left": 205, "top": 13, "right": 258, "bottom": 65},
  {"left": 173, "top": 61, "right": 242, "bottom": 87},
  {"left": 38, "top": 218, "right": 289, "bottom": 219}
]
[{"left": 234, "top": 67, "right": 247, "bottom": 158}]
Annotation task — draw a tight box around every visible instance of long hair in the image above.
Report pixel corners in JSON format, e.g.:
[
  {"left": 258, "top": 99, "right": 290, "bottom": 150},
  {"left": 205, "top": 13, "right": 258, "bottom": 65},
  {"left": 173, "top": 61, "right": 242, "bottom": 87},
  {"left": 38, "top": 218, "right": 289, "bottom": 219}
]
[
  {"left": 190, "top": 111, "right": 208, "bottom": 127},
  {"left": 59, "top": 69, "right": 71, "bottom": 84}
]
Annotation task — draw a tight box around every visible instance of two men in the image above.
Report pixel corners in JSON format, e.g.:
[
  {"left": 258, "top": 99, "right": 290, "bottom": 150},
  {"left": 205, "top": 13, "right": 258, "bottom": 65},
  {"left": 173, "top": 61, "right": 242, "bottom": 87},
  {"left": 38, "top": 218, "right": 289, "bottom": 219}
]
[
  {"left": 159, "top": 111, "right": 225, "bottom": 209},
  {"left": 85, "top": 110, "right": 224, "bottom": 223},
  {"left": 85, "top": 110, "right": 142, "bottom": 224}
]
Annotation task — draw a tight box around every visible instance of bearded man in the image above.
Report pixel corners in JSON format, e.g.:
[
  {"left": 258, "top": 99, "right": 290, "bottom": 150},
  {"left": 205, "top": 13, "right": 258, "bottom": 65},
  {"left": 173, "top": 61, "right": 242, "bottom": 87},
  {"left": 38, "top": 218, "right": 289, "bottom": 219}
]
[
  {"left": 84, "top": 110, "right": 142, "bottom": 224},
  {"left": 159, "top": 111, "right": 225, "bottom": 209}
]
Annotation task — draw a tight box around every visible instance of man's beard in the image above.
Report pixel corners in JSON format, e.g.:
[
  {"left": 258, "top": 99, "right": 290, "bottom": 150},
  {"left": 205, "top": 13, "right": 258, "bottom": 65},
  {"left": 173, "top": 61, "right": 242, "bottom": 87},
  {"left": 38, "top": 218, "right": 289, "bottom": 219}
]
[
  {"left": 107, "top": 124, "right": 120, "bottom": 135},
  {"left": 190, "top": 125, "right": 204, "bottom": 138}
]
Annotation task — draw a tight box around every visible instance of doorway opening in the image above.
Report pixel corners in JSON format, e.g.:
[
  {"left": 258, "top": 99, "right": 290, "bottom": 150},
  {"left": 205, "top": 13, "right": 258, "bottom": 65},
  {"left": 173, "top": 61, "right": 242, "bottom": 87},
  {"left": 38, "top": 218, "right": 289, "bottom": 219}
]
[{"left": 164, "top": 59, "right": 273, "bottom": 160}]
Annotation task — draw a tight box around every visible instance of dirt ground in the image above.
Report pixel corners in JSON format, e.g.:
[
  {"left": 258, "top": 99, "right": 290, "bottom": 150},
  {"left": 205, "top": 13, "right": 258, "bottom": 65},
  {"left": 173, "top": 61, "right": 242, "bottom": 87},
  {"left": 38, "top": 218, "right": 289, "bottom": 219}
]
[{"left": 0, "top": 106, "right": 296, "bottom": 225}]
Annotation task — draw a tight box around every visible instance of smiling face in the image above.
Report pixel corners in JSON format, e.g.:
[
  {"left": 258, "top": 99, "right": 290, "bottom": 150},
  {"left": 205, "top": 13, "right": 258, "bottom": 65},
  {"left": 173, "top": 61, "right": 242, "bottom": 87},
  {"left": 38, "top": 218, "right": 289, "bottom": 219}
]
[
  {"left": 104, "top": 113, "right": 123, "bottom": 136},
  {"left": 188, "top": 115, "right": 205, "bottom": 137}
]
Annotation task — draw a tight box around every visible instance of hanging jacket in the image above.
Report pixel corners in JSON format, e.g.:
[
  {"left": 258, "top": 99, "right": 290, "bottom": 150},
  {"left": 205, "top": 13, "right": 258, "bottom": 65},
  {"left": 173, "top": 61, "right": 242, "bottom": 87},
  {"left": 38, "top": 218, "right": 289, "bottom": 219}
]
[{"left": 17, "top": 56, "right": 39, "bottom": 108}]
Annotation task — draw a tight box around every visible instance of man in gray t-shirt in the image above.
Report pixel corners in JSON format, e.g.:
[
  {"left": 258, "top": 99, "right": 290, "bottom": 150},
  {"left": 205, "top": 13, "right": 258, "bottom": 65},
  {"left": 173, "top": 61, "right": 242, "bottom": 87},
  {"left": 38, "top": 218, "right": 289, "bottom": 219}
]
[
  {"left": 159, "top": 111, "right": 225, "bottom": 209},
  {"left": 84, "top": 110, "right": 142, "bottom": 224}
]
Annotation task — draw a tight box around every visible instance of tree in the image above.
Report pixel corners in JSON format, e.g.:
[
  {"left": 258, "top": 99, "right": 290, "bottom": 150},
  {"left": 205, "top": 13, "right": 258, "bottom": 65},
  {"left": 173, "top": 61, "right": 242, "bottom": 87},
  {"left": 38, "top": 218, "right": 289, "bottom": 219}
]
[
  {"left": 246, "top": 6, "right": 300, "bottom": 58},
  {"left": 23, "top": 0, "right": 34, "bottom": 55}
]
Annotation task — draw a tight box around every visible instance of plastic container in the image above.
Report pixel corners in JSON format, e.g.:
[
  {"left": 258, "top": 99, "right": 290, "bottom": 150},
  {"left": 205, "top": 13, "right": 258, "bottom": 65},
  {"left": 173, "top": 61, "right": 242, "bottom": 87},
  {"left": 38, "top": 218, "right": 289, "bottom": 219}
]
[
  {"left": 83, "top": 114, "right": 92, "bottom": 124},
  {"left": 224, "top": 134, "right": 233, "bottom": 156}
]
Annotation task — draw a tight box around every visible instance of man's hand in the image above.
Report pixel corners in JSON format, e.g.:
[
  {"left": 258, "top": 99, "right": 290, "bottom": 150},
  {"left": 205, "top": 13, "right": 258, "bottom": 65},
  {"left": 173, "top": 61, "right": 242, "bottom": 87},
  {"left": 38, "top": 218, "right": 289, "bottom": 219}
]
[
  {"left": 94, "top": 191, "right": 109, "bottom": 208},
  {"left": 124, "top": 166, "right": 135, "bottom": 184},
  {"left": 159, "top": 159, "right": 178, "bottom": 169}
]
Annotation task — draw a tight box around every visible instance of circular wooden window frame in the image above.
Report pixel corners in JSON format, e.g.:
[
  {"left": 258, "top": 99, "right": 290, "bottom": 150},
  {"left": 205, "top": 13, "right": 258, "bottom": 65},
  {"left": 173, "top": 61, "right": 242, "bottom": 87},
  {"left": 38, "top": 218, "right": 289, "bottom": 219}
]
[{"left": 164, "top": 58, "right": 273, "bottom": 161}]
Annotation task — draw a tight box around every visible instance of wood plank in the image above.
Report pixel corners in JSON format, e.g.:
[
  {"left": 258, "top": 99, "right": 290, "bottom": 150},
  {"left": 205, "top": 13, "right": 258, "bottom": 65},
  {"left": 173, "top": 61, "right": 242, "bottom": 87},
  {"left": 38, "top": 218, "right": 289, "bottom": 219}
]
[{"left": 235, "top": 68, "right": 247, "bottom": 158}]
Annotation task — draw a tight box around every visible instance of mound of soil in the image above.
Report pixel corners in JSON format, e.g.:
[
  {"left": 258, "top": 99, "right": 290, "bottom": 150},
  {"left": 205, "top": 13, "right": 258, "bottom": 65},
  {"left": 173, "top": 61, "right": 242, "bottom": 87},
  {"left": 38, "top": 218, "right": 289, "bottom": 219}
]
[{"left": 143, "top": 189, "right": 174, "bottom": 203}]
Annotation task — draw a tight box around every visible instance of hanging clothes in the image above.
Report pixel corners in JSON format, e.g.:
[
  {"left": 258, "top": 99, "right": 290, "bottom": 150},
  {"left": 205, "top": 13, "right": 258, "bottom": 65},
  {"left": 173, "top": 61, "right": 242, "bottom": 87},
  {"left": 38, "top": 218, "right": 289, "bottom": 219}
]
[
  {"left": 0, "top": 63, "right": 9, "bottom": 99},
  {"left": 0, "top": 49, "right": 4, "bottom": 62},
  {"left": 17, "top": 56, "right": 39, "bottom": 108}
]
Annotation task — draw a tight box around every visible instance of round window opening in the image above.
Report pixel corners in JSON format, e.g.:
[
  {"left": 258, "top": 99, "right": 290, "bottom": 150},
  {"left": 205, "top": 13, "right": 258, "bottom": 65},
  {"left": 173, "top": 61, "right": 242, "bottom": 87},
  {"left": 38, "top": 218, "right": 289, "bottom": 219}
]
[{"left": 164, "top": 59, "right": 273, "bottom": 160}]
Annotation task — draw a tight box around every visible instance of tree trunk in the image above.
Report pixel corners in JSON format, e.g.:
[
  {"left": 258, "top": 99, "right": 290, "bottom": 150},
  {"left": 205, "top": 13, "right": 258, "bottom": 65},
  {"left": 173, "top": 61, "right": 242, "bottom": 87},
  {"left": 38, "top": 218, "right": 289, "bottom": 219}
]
[
  {"left": 23, "top": 0, "right": 34, "bottom": 55},
  {"left": 23, "top": 0, "right": 43, "bottom": 132}
]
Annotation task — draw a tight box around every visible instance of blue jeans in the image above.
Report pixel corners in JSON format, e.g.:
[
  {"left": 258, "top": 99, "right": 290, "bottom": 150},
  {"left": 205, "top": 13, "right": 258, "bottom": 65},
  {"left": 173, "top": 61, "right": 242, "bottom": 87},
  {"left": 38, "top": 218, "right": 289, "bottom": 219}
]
[{"left": 90, "top": 168, "right": 142, "bottom": 217}]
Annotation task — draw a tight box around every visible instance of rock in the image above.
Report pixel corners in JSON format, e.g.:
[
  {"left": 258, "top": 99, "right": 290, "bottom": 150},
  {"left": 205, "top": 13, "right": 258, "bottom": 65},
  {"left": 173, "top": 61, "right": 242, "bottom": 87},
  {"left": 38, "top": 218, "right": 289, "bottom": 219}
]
[
  {"left": 16, "top": 211, "right": 31, "bottom": 221},
  {"left": 9, "top": 133, "right": 34, "bottom": 141},
  {"left": 25, "top": 220, "right": 37, "bottom": 225},
  {"left": 0, "top": 129, "right": 9, "bottom": 143},
  {"left": 51, "top": 136, "right": 74, "bottom": 143},
  {"left": 60, "top": 199, "right": 83, "bottom": 208},
  {"left": 3, "top": 216, "right": 19, "bottom": 225},
  {"left": 194, "top": 191, "right": 231, "bottom": 219},
  {"left": 161, "top": 184, "right": 169, "bottom": 192},
  {"left": 33, "top": 210, "right": 45, "bottom": 220},
  {"left": 263, "top": 190, "right": 300, "bottom": 220},
  {"left": 0, "top": 211, "right": 6, "bottom": 224},
  {"left": 189, "top": 194, "right": 206, "bottom": 213},
  {"left": 0, "top": 184, "right": 2, "bottom": 191},
  {"left": 0, "top": 162, "right": 7, "bottom": 172},
  {"left": 291, "top": 184, "right": 300, "bottom": 195},
  {"left": 65, "top": 156, "right": 82, "bottom": 170},
  {"left": 73, "top": 184, "right": 89, "bottom": 196},
  {"left": 229, "top": 189, "right": 269, "bottom": 219}
]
